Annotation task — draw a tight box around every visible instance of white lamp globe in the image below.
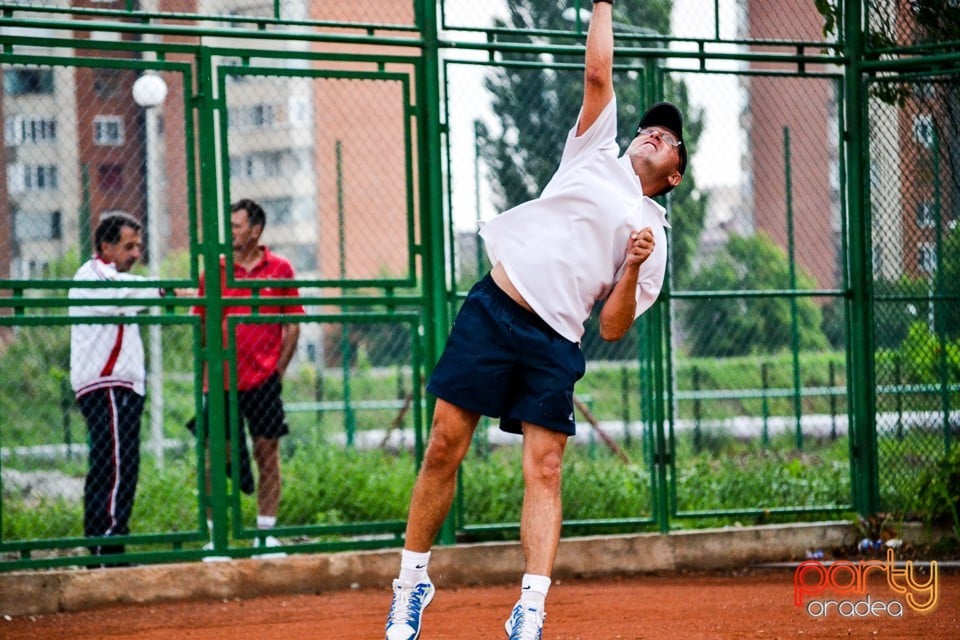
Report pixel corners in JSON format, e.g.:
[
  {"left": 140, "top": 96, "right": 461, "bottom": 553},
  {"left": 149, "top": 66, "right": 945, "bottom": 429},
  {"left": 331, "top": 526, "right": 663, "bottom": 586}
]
[{"left": 132, "top": 73, "right": 168, "bottom": 108}]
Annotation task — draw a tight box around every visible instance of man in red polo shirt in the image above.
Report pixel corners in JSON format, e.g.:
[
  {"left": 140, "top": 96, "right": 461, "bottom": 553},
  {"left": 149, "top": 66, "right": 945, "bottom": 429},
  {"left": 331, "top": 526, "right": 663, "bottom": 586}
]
[{"left": 195, "top": 199, "right": 304, "bottom": 553}]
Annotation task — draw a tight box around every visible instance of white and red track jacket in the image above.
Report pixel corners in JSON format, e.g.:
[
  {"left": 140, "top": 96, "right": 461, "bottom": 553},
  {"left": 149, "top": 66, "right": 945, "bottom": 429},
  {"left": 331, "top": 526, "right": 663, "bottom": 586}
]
[{"left": 69, "top": 257, "right": 162, "bottom": 398}]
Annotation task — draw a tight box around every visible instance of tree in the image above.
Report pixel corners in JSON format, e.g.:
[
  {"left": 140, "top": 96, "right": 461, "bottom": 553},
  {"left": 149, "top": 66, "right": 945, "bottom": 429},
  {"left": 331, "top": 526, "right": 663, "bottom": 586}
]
[
  {"left": 682, "top": 233, "right": 828, "bottom": 357},
  {"left": 476, "top": 0, "right": 706, "bottom": 285}
]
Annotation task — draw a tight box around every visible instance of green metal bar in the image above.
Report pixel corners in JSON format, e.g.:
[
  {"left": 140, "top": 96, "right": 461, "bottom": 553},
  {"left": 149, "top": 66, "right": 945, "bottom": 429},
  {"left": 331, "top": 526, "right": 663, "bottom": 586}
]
[
  {"left": 692, "top": 365, "right": 702, "bottom": 453},
  {"left": 79, "top": 163, "right": 92, "bottom": 260},
  {"left": 641, "top": 60, "right": 672, "bottom": 535},
  {"left": 783, "top": 126, "right": 803, "bottom": 450},
  {"left": 673, "top": 288, "right": 844, "bottom": 299},
  {"left": 416, "top": 0, "right": 453, "bottom": 544},
  {"left": 336, "top": 140, "right": 356, "bottom": 447},
  {"left": 842, "top": 0, "right": 880, "bottom": 517},
  {"left": 930, "top": 125, "right": 951, "bottom": 452},
  {"left": 197, "top": 49, "right": 230, "bottom": 552},
  {"left": 674, "top": 505, "right": 850, "bottom": 520},
  {"left": 0, "top": 11, "right": 420, "bottom": 40},
  {"left": 761, "top": 362, "right": 770, "bottom": 447}
]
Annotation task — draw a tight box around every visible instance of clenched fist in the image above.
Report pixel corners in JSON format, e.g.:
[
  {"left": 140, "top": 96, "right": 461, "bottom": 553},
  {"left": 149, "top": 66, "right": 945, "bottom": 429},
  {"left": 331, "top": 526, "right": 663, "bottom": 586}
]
[{"left": 626, "top": 227, "right": 655, "bottom": 266}]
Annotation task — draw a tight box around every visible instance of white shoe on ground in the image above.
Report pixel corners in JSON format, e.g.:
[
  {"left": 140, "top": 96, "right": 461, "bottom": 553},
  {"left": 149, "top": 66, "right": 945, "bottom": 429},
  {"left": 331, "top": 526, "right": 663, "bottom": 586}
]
[
  {"left": 504, "top": 600, "right": 544, "bottom": 640},
  {"left": 385, "top": 579, "right": 435, "bottom": 640}
]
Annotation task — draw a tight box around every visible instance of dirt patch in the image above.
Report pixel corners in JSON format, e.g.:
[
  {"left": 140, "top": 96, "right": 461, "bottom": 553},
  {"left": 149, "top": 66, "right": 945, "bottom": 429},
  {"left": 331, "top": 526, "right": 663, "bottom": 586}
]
[{"left": 3, "top": 570, "right": 957, "bottom": 639}]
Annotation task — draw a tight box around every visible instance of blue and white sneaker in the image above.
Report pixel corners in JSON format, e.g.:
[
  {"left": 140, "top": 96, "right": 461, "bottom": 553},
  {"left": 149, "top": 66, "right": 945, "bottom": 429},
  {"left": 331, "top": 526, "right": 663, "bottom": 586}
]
[
  {"left": 385, "top": 579, "right": 435, "bottom": 640},
  {"left": 504, "top": 601, "right": 545, "bottom": 640}
]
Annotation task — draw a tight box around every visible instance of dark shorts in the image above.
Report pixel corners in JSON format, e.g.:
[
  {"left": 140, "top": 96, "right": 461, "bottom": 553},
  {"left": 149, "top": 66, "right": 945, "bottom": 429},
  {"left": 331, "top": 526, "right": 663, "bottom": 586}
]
[
  {"left": 427, "top": 274, "right": 585, "bottom": 435},
  {"left": 206, "top": 372, "right": 290, "bottom": 440}
]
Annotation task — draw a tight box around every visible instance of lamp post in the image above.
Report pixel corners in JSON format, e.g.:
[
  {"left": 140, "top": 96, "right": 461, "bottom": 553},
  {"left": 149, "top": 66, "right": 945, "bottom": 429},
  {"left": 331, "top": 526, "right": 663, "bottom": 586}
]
[{"left": 133, "top": 72, "right": 168, "bottom": 468}]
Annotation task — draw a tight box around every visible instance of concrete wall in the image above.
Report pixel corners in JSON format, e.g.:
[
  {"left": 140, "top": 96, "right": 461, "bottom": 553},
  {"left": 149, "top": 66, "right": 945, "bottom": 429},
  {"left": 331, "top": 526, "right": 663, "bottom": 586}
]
[{"left": 0, "top": 521, "right": 878, "bottom": 616}]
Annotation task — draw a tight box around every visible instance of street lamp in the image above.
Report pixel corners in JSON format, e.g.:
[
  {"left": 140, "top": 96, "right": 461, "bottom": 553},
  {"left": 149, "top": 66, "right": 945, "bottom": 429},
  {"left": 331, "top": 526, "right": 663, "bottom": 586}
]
[{"left": 132, "top": 72, "right": 168, "bottom": 468}]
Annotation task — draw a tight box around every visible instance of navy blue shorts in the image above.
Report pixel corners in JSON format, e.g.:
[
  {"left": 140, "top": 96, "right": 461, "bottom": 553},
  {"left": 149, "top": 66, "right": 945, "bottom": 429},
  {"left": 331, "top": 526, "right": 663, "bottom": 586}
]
[
  {"left": 204, "top": 373, "right": 289, "bottom": 441},
  {"left": 427, "top": 274, "right": 585, "bottom": 435}
]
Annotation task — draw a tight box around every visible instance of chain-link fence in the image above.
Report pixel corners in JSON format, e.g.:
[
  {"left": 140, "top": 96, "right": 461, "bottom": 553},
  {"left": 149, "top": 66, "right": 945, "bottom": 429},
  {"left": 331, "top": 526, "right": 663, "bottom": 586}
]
[{"left": 1, "top": 0, "right": 958, "bottom": 569}]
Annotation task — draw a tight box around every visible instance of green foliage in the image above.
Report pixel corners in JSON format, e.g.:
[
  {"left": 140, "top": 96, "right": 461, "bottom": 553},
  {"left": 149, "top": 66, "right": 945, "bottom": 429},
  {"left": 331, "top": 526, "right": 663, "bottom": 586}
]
[
  {"left": 675, "top": 446, "right": 850, "bottom": 512},
  {"left": 940, "top": 226, "right": 960, "bottom": 340},
  {"left": 915, "top": 446, "right": 960, "bottom": 545},
  {"left": 813, "top": 0, "right": 838, "bottom": 39},
  {"left": 0, "top": 325, "right": 75, "bottom": 447},
  {"left": 899, "top": 321, "right": 960, "bottom": 384},
  {"left": 873, "top": 276, "right": 934, "bottom": 349},
  {"left": 1, "top": 429, "right": 949, "bottom": 549},
  {"left": 682, "top": 233, "right": 828, "bottom": 357},
  {"left": 281, "top": 446, "right": 416, "bottom": 524}
]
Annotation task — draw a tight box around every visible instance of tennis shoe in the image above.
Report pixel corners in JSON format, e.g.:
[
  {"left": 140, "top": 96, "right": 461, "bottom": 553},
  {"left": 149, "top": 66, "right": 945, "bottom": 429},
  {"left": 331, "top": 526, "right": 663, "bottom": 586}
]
[
  {"left": 385, "top": 579, "right": 434, "bottom": 640},
  {"left": 504, "top": 601, "right": 544, "bottom": 640},
  {"left": 253, "top": 535, "right": 286, "bottom": 558}
]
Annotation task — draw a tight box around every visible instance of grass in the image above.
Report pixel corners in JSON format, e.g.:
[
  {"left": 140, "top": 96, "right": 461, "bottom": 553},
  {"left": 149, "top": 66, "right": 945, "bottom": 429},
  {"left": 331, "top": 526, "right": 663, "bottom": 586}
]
[
  {"left": 2, "top": 430, "right": 857, "bottom": 547},
  {"left": 1, "top": 347, "right": 952, "bottom": 559}
]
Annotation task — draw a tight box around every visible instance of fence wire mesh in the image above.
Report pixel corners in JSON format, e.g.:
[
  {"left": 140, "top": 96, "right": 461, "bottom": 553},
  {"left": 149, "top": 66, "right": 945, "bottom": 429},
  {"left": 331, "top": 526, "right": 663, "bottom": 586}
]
[
  {"left": 0, "top": 0, "right": 958, "bottom": 569},
  {"left": 868, "top": 72, "right": 960, "bottom": 514}
]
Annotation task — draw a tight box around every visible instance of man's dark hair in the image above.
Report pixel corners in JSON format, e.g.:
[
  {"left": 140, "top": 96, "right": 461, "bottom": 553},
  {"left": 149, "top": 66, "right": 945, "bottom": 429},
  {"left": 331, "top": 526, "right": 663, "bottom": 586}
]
[
  {"left": 232, "top": 198, "right": 266, "bottom": 230},
  {"left": 94, "top": 212, "right": 142, "bottom": 254}
]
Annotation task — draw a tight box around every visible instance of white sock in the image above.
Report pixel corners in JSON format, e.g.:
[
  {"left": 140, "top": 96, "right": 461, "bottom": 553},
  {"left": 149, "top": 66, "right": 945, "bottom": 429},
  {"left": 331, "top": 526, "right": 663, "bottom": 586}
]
[
  {"left": 206, "top": 519, "right": 214, "bottom": 538},
  {"left": 399, "top": 549, "right": 431, "bottom": 585},
  {"left": 257, "top": 515, "right": 277, "bottom": 530},
  {"left": 520, "top": 574, "right": 551, "bottom": 610}
]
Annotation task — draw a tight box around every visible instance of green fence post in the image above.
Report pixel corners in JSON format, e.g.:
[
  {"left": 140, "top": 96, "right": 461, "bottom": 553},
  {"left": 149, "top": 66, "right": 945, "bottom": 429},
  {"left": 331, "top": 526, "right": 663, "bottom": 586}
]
[
  {"left": 692, "top": 365, "right": 701, "bottom": 453},
  {"left": 621, "top": 366, "right": 632, "bottom": 448},
  {"left": 829, "top": 360, "right": 838, "bottom": 441},
  {"left": 843, "top": 0, "right": 880, "bottom": 517},
  {"left": 761, "top": 362, "right": 770, "bottom": 448},
  {"left": 783, "top": 126, "right": 804, "bottom": 451},
  {"left": 200, "top": 51, "right": 229, "bottom": 551},
  {"left": 417, "top": 0, "right": 454, "bottom": 545}
]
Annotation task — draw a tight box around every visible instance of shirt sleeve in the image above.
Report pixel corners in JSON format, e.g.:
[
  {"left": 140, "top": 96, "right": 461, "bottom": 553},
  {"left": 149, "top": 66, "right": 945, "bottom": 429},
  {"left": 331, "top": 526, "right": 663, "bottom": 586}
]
[
  {"left": 68, "top": 271, "right": 160, "bottom": 316},
  {"left": 561, "top": 97, "right": 620, "bottom": 165},
  {"left": 632, "top": 223, "right": 668, "bottom": 319}
]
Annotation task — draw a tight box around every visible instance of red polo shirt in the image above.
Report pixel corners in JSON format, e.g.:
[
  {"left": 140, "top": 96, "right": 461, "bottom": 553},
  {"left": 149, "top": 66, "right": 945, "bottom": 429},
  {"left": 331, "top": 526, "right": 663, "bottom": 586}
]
[{"left": 195, "top": 248, "right": 305, "bottom": 391}]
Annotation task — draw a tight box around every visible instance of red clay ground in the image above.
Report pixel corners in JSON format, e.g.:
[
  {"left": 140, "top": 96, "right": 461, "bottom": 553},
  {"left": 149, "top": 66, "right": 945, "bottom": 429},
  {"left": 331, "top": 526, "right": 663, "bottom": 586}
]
[{"left": 3, "top": 570, "right": 958, "bottom": 639}]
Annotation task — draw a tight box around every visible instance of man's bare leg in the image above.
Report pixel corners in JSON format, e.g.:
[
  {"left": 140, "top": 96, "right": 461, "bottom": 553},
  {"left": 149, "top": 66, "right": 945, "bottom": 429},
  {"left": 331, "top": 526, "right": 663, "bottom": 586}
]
[{"left": 403, "top": 398, "right": 481, "bottom": 551}]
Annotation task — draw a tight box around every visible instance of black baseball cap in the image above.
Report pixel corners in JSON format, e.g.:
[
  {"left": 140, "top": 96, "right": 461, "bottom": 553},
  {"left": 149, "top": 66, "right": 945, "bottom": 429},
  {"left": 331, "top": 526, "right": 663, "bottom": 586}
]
[{"left": 638, "top": 101, "right": 687, "bottom": 176}]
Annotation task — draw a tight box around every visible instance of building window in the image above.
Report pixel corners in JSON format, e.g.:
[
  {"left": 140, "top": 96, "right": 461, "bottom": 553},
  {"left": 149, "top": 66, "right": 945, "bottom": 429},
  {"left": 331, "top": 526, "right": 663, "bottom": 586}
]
[
  {"left": 8, "top": 164, "right": 58, "bottom": 193},
  {"left": 229, "top": 150, "right": 307, "bottom": 180},
  {"left": 912, "top": 114, "right": 935, "bottom": 149},
  {"left": 918, "top": 243, "right": 937, "bottom": 274},
  {"left": 98, "top": 163, "right": 124, "bottom": 191},
  {"left": 4, "top": 68, "right": 54, "bottom": 95},
  {"left": 227, "top": 103, "right": 277, "bottom": 131},
  {"left": 917, "top": 201, "right": 935, "bottom": 228},
  {"left": 261, "top": 197, "right": 313, "bottom": 225},
  {"left": 93, "top": 68, "right": 129, "bottom": 99},
  {"left": 14, "top": 209, "right": 62, "bottom": 241},
  {"left": 93, "top": 115, "right": 124, "bottom": 146},
  {"left": 4, "top": 116, "right": 57, "bottom": 146}
]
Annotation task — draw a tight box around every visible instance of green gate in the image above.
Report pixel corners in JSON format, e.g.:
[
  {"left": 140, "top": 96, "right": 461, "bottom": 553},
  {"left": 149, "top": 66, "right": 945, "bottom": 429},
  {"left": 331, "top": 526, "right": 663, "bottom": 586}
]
[{"left": 0, "top": 1, "right": 957, "bottom": 570}]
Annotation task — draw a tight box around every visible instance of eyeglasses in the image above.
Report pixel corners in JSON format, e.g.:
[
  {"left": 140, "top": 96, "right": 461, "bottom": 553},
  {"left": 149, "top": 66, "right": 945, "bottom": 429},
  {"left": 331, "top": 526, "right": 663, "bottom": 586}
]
[{"left": 636, "top": 127, "right": 682, "bottom": 148}]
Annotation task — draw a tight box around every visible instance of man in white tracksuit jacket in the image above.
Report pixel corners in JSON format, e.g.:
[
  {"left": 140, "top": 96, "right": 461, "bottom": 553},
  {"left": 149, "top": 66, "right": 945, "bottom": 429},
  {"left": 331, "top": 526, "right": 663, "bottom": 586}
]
[{"left": 69, "top": 212, "right": 163, "bottom": 565}]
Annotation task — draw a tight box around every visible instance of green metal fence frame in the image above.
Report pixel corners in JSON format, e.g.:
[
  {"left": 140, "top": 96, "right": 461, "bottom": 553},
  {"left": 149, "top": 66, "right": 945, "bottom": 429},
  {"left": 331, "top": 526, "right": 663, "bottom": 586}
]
[{"left": 1, "top": 0, "right": 959, "bottom": 569}]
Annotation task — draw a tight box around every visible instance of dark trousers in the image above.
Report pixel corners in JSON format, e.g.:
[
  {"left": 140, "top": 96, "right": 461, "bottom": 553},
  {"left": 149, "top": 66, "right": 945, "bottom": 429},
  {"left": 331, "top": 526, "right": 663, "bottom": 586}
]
[{"left": 77, "top": 387, "right": 145, "bottom": 555}]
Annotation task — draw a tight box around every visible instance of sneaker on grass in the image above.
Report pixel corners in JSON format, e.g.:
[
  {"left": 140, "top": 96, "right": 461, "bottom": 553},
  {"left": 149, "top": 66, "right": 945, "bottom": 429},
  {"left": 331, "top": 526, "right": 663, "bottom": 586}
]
[{"left": 385, "top": 579, "right": 435, "bottom": 640}]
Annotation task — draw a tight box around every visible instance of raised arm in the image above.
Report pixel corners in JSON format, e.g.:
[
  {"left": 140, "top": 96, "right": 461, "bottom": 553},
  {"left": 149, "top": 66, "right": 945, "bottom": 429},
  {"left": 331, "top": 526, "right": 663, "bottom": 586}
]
[{"left": 576, "top": 0, "right": 615, "bottom": 136}]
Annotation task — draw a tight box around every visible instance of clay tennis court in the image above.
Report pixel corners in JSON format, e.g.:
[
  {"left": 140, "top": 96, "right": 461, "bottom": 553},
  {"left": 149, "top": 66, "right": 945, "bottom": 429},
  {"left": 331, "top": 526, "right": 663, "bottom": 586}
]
[{"left": 4, "top": 569, "right": 958, "bottom": 639}]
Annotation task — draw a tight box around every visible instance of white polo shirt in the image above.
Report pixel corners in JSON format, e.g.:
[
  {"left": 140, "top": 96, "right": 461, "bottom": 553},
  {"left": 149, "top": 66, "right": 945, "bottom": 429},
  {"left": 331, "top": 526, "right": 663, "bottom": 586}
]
[{"left": 479, "top": 98, "right": 670, "bottom": 343}]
